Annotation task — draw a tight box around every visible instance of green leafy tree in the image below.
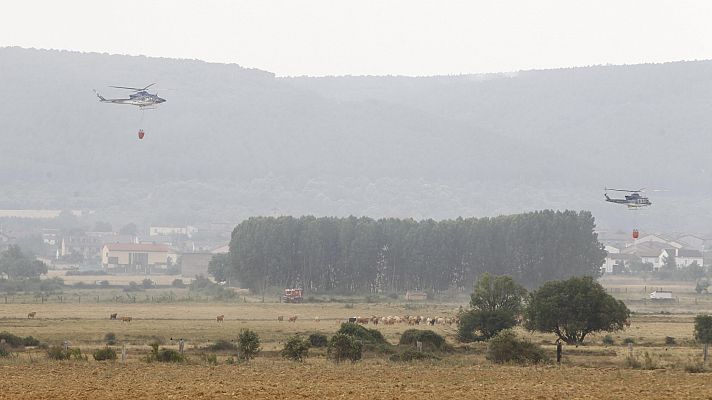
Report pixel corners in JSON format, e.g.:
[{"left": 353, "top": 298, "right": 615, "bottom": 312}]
[
  {"left": 694, "top": 315, "right": 712, "bottom": 343},
  {"left": 0, "top": 245, "right": 48, "bottom": 280},
  {"left": 525, "top": 276, "right": 630, "bottom": 344},
  {"left": 327, "top": 333, "right": 362, "bottom": 363},
  {"left": 119, "top": 223, "right": 138, "bottom": 236},
  {"left": 208, "top": 253, "right": 231, "bottom": 283},
  {"left": 281, "top": 335, "right": 310, "bottom": 361},
  {"left": 458, "top": 309, "right": 519, "bottom": 342},
  {"left": 469, "top": 273, "right": 526, "bottom": 313},
  {"left": 458, "top": 273, "right": 526, "bottom": 341},
  {"left": 695, "top": 278, "right": 710, "bottom": 294},
  {"left": 237, "top": 329, "right": 260, "bottom": 360}
]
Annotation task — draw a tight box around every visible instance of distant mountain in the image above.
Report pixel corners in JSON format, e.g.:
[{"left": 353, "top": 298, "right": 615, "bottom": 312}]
[{"left": 1, "top": 47, "right": 711, "bottom": 232}]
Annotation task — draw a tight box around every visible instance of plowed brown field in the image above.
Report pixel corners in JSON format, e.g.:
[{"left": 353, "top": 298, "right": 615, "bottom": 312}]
[{"left": 1, "top": 360, "right": 711, "bottom": 399}]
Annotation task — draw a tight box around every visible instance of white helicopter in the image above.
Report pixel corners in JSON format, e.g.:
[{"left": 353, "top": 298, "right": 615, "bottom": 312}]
[
  {"left": 94, "top": 84, "right": 166, "bottom": 139},
  {"left": 93, "top": 83, "right": 166, "bottom": 108}
]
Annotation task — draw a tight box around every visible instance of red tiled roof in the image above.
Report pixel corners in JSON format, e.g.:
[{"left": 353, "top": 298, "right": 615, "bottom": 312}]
[{"left": 104, "top": 243, "right": 170, "bottom": 252}]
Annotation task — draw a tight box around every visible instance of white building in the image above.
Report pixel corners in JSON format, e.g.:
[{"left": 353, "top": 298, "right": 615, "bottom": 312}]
[
  {"left": 659, "top": 248, "right": 703, "bottom": 269},
  {"left": 149, "top": 226, "right": 196, "bottom": 238}
]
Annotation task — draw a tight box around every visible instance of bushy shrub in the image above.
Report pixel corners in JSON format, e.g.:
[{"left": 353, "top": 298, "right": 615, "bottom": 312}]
[
  {"left": 189, "top": 276, "right": 237, "bottom": 300},
  {"left": 684, "top": 360, "right": 706, "bottom": 373},
  {"left": 104, "top": 332, "right": 117, "bottom": 345},
  {"left": 602, "top": 335, "right": 615, "bottom": 345},
  {"left": 123, "top": 281, "right": 143, "bottom": 292},
  {"left": 389, "top": 350, "right": 440, "bottom": 362},
  {"left": 336, "top": 323, "right": 388, "bottom": 345},
  {"left": 665, "top": 336, "right": 676, "bottom": 345},
  {"left": 308, "top": 333, "right": 328, "bottom": 348},
  {"left": 92, "top": 347, "right": 117, "bottom": 361},
  {"left": 207, "top": 339, "right": 237, "bottom": 351},
  {"left": 156, "top": 349, "right": 184, "bottom": 362},
  {"left": 458, "top": 309, "right": 517, "bottom": 342},
  {"left": 202, "top": 353, "right": 218, "bottom": 365},
  {"left": 147, "top": 342, "right": 184, "bottom": 363},
  {"left": 623, "top": 337, "right": 635, "bottom": 345},
  {"left": 171, "top": 279, "right": 186, "bottom": 288},
  {"left": 47, "top": 346, "right": 84, "bottom": 361},
  {"left": 282, "top": 336, "right": 310, "bottom": 361},
  {"left": 0, "top": 343, "right": 10, "bottom": 357},
  {"left": 22, "top": 336, "right": 38, "bottom": 347},
  {"left": 0, "top": 332, "right": 38, "bottom": 348},
  {"left": 328, "top": 333, "right": 363, "bottom": 363},
  {"left": 237, "top": 329, "right": 261, "bottom": 360},
  {"left": 485, "top": 330, "right": 548, "bottom": 364},
  {"left": 399, "top": 329, "right": 446, "bottom": 350}
]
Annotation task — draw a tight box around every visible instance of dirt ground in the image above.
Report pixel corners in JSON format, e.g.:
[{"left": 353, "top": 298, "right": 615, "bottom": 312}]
[
  {"left": 2, "top": 359, "right": 712, "bottom": 400},
  {"left": 2, "top": 280, "right": 712, "bottom": 399}
]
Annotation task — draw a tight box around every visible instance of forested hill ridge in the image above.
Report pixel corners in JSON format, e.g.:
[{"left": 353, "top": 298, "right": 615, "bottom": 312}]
[
  {"left": 228, "top": 211, "right": 605, "bottom": 292},
  {"left": 1, "top": 47, "right": 711, "bottom": 231}
]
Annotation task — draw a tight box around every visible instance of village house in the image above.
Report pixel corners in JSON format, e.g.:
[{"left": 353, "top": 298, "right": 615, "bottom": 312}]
[
  {"left": 658, "top": 248, "right": 704, "bottom": 269},
  {"left": 101, "top": 243, "right": 173, "bottom": 273}
]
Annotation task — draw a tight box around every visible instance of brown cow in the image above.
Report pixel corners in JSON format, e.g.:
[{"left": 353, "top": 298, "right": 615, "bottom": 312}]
[
  {"left": 27, "top": 312, "right": 36, "bottom": 319},
  {"left": 356, "top": 317, "right": 369, "bottom": 324},
  {"left": 110, "top": 313, "right": 117, "bottom": 320},
  {"left": 288, "top": 315, "right": 298, "bottom": 322},
  {"left": 121, "top": 316, "right": 132, "bottom": 323},
  {"left": 216, "top": 315, "right": 224, "bottom": 323},
  {"left": 277, "top": 315, "right": 284, "bottom": 322}
]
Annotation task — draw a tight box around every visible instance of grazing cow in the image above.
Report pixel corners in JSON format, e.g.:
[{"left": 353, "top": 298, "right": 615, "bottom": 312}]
[
  {"left": 348, "top": 317, "right": 357, "bottom": 323},
  {"left": 277, "top": 316, "right": 284, "bottom": 322},
  {"left": 314, "top": 316, "right": 320, "bottom": 323},
  {"left": 288, "top": 315, "right": 298, "bottom": 322},
  {"left": 216, "top": 315, "right": 224, "bottom": 323},
  {"left": 27, "top": 312, "right": 36, "bottom": 319},
  {"left": 121, "top": 316, "right": 132, "bottom": 323},
  {"left": 370, "top": 316, "right": 379, "bottom": 325},
  {"left": 110, "top": 313, "right": 117, "bottom": 320},
  {"left": 356, "top": 317, "right": 370, "bottom": 324},
  {"left": 429, "top": 318, "right": 436, "bottom": 326}
]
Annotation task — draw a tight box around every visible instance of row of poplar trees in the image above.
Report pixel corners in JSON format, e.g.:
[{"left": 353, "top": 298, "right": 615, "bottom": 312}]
[{"left": 228, "top": 210, "right": 605, "bottom": 293}]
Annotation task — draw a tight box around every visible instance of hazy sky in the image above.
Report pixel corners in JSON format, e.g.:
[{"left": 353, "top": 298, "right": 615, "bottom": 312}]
[{"left": 2, "top": 0, "right": 712, "bottom": 76}]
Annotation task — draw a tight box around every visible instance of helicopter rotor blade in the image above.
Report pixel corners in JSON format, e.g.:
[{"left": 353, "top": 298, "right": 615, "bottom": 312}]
[
  {"left": 109, "top": 85, "right": 145, "bottom": 91},
  {"left": 109, "top": 83, "right": 157, "bottom": 92},
  {"left": 605, "top": 188, "right": 642, "bottom": 193}
]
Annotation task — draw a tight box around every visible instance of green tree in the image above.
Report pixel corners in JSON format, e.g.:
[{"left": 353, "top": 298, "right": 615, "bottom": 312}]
[
  {"left": 327, "top": 333, "right": 362, "bottom": 363},
  {"left": 119, "top": 223, "right": 138, "bottom": 236},
  {"left": 458, "top": 273, "right": 526, "bottom": 342},
  {"left": 0, "top": 245, "right": 48, "bottom": 280},
  {"left": 281, "top": 335, "right": 310, "bottom": 361},
  {"left": 208, "top": 253, "right": 231, "bottom": 283},
  {"left": 695, "top": 279, "right": 710, "bottom": 294},
  {"left": 458, "top": 309, "right": 519, "bottom": 342},
  {"left": 694, "top": 315, "right": 712, "bottom": 343},
  {"left": 469, "top": 273, "right": 526, "bottom": 313},
  {"left": 525, "top": 276, "right": 630, "bottom": 344},
  {"left": 237, "top": 329, "right": 260, "bottom": 360}
]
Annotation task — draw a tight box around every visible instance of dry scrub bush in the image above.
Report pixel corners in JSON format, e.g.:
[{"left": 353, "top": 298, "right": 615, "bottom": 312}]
[
  {"left": 92, "top": 347, "right": 117, "bottom": 361},
  {"left": 486, "top": 330, "right": 547, "bottom": 365}
]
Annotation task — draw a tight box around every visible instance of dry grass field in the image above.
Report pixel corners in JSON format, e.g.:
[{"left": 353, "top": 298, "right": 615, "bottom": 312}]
[{"left": 2, "top": 276, "right": 712, "bottom": 398}]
